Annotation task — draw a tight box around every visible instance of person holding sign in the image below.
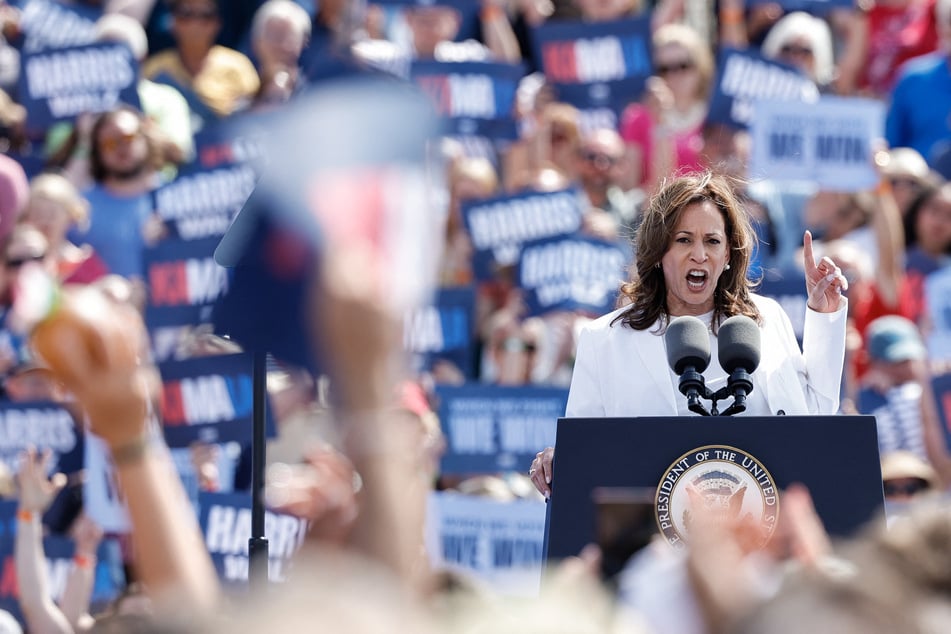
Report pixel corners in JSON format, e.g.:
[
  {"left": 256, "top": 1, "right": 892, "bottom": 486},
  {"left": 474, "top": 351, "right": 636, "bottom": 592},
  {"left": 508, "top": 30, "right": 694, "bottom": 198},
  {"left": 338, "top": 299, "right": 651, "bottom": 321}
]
[
  {"left": 529, "top": 172, "right": 848, "bottom": 496},
  {"left": 619, "top": 24, "right": 712, "bottom": 194}
]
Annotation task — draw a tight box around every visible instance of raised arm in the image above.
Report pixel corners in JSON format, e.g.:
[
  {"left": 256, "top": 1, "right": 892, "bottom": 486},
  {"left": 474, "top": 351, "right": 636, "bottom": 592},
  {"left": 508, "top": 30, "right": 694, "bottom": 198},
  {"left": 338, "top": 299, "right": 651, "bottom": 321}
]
[
  {"left": 480, "top": 0, "right": 521, "bottom": 63},
  {"left": 59, "top": 514, "right": 102, "bottom": 632},
  {"left": 917, "top": 365, "right": 951, "bottom": 487},
  {"left": 802, "top": 230, "right": 848, "bottom": 313},
  {"left": 870, "top": 178, "right": 906, "bottom": 308},
  {"left": 29, "top": 287, "right": 220, "bottom": 619},
  {"left": 15, "top": 448, "right": 73, "bottom": 634}
]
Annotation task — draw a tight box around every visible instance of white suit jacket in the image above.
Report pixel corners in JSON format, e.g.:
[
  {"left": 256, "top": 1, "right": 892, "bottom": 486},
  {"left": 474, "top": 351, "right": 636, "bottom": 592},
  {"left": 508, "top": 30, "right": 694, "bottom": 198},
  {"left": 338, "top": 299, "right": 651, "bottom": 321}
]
[{"left": 565, "top": 294, "right": 847, "bottom": 418}]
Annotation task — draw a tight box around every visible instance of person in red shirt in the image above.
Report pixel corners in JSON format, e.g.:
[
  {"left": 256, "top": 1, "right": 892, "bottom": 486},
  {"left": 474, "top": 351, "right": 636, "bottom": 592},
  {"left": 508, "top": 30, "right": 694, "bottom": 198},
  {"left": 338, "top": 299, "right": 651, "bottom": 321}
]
[{"left": 855, "top": 0, "right": 939, "bottom": 97}]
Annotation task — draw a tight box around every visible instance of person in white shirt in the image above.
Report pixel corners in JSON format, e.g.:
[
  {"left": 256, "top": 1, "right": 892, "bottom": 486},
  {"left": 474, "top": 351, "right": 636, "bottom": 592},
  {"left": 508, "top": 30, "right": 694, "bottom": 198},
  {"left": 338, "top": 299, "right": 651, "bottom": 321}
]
[{"left": 529, "top": 172, "right": 849, "bottom": 497}]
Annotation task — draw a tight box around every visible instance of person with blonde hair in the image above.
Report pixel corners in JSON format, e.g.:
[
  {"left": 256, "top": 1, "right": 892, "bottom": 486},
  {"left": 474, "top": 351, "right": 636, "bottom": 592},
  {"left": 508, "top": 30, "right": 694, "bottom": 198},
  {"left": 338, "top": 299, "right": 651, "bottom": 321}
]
[
  {"left": 761, "top": 11, "right": 835, "bottom": 89},
  {"left": 22, "top": 173, "right": 108, "bottom": 285},
  {"left": 440, "top": 156, "right": 499, "bottom": 287},
  {"left": 619, "top": 23, "right": 714, "bottom": 193}
]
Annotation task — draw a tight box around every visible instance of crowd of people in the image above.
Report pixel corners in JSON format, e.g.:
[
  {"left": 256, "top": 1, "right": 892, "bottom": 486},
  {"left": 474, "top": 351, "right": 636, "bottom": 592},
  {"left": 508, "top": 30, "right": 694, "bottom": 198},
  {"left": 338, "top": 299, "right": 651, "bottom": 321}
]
[{"left": 0, "top": 0, "right": 946, "bottom": 632}]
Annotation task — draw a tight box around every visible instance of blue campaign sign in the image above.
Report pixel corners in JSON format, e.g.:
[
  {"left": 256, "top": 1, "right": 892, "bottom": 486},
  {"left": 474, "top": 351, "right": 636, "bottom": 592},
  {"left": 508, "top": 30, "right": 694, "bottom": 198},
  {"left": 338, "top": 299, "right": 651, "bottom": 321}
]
[
  {"left": 144, "top": 237, "right": 228, "bottom": 331},
  {"left": 158, "top": 352, "right": 274, "bottom": 447},
  {"left": 5, "top": 151, "right": 47, "bottom": 180},
  {"left": 198, "top": 491, "right": 308, "bottom": 590},
  {"left": 155, "top": 161, "right": 258, "bottom": 241},
  {"left": 517, "top": 234, "right": 629, "bottom": 317},
  {"left": 0, "top": 531, "right": 123, "bottom": 629},
  {"left": 405, "top": 286, "right": 478, "bottom": 379},
  {"left": 749, "top": 0, "right": 854, "bottom": 13},
  {"left": 411, "top": 60, "right": 523, "bottom": 140},
  {"left": 757, "top": 273, "right": 808, "bottom": 344},
  {"left": 435, "top": 384, "right": 567, "bottom": 474},
  {"left": 551, "top": 76, "right": 646, "bottom": 131},
  {"left": 931, "top": 373, "right": 951, "bottom": 453},
  {"left": 18, "top": 41, "right": 140, "bottom": 132},
  {"left": 362, "top": 0, "right": 480, "bottom": 41},
  {"left": 707, "top": 47, "right": 819, "bottom": 130},
  {"left": 193, "top": 112, "right": 273, "bottom": 171},
  {"left": 531, "top": 15, "right": 652, "bottom": 85},
  {"left": 531, "top": 17, "right": 650, "bottom": 128},
  {"left": 0, "top": 401, "right": 82, "bottom": 477},
  {"left": 13, "top": 0, "right": 101, "bottom": 54},
  {"left": 462, "top": 188, "right": 585, "bottom": 281},
  {"left": 0, "top": 503, "right": 14, "bottom": 541}
]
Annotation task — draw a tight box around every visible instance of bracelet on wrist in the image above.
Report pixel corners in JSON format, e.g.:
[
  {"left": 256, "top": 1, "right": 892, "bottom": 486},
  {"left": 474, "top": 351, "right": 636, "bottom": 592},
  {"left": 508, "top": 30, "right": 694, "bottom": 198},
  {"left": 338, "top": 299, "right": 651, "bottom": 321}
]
[
  {"left": 109, "top": 435, "right": 154, "bottom": 467},
  {"left": 720, "top": 6, "right": 744, "bottom": 26},
  {"left": 73, "top": 554, "right": 95, "bottom": 569},
  {"left": 480, "top": 5, "right": 505, "bottom": 21}
]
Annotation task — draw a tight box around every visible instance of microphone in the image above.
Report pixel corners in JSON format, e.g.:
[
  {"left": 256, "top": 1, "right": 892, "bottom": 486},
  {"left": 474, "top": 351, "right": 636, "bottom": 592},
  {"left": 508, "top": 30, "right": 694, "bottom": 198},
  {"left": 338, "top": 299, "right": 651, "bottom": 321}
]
[
  {"left": 665, "top": 316, "right": 711, "bottom": 416},
  {"left": 717, "top": 315, "right": 761, "bottom": 416}
]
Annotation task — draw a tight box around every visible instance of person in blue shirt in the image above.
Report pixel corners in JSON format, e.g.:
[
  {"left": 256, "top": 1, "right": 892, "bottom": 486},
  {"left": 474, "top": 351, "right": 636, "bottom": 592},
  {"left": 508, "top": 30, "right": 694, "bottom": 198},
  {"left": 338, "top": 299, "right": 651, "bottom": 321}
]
[
  {"left": 885, "top": 0, "right": 951, "bottom": 166},
  {"left": 70, "top": 105, "right": 163, "bottom": 281}
]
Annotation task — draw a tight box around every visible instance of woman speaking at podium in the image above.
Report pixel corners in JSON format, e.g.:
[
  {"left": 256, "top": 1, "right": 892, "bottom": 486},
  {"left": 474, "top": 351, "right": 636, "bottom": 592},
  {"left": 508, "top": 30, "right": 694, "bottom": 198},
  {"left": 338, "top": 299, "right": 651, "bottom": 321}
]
[{"left": 529, "top": 172, "right": 848, "bottom": 496}]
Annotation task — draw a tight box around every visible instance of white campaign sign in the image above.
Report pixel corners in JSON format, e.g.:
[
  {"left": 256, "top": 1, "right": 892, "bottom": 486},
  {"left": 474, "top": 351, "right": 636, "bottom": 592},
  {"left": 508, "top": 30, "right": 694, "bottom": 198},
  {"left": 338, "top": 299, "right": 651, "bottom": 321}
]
[
  {"left": 925, "top": 266, "right": 951, "bottom": 361},
  {"left": 750, "top": 96, "right": 884, "bottom": 191},
  {"left": 426, "top": 491, "right": 547, "bottom": 597},
  {"left": 82, "top": 435, "right": 130, "bottom": 533}
]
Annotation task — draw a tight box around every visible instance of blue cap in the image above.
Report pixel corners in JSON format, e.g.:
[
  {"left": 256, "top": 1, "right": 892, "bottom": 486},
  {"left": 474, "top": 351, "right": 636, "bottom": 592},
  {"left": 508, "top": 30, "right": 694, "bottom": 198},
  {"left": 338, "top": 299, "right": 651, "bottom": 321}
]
[{"left": 866, "top": 316, "right": 925, "bottom": 363}]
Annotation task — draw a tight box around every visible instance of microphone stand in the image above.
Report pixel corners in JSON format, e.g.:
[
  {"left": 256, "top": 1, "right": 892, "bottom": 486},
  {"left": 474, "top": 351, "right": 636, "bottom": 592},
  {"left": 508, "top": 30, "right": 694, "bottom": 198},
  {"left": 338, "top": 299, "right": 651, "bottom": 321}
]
[
  {"left": 719, "top": 369, "right": 753, "bottom": 417},
  {"left": 679, "top": 369, "right": 710, "bottom": 416},
  {"left": 681, "top": 374, "right": 753, "bottom": 417},
  {"left": 249, "top": 350, "right": 269, "bottom": 591}
]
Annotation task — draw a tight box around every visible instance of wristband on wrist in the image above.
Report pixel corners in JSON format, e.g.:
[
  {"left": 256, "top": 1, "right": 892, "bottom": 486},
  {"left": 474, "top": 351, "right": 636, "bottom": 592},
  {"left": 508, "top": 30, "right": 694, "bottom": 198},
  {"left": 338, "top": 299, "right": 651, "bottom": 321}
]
[
  {"left": 720, "top": 6, "right": 744, "bottom": 26},
  {"left": 16, "top": 509, "right": 34, "bottom": 522},
  {"left": 73, "top": 554, "right": 94, "bottom": 569},
  {"left": 480, "top": 4, "right": 505, "bottom": 21},
  {"left": 110, "top": 435, "right": 154, "bottom": 467}
]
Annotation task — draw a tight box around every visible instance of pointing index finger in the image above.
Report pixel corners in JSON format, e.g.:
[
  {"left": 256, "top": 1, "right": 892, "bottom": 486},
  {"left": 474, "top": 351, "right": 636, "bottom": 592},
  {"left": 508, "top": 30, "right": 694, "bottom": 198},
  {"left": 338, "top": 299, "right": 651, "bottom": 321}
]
[{"left": 802, "top": 230, "right": 818, "bottom": 275}]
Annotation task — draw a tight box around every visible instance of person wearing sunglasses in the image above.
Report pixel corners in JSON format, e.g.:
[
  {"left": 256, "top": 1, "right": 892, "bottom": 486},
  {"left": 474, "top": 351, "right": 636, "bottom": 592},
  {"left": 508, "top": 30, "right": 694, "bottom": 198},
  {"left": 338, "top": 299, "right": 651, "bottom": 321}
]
[
  {"left": 880, "top": 449, "right": 941, "bottom": 506},
  {"left": 619, "top": 23, "right": 713, "bottom": 194},
  {"left": 574, "top": 127, "right": 641, "bottom": 238},
  {"left": 142, "top": 0, "right": 260, "bottom": 119},
  {"left": 761, "top": 11, "right": 835, "bottom": 91}
]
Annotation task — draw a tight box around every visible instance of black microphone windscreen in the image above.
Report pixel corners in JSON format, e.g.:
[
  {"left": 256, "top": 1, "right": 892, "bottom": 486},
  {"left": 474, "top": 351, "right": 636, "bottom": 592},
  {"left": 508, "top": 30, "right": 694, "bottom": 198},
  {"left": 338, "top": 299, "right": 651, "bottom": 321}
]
[
  {"left": 666, "top": 316, "right": 711, "bottom": 375},
  {"left": 718, "top": 315, "right": 761, "bottom": 374}
]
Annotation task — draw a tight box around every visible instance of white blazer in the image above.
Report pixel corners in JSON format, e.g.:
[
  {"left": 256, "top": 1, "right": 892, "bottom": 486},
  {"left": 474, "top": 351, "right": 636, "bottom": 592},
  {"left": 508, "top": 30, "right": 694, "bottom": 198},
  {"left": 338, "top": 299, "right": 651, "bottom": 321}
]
[{"left": 565, "top": 294, "right": 847, "bottom": 418}]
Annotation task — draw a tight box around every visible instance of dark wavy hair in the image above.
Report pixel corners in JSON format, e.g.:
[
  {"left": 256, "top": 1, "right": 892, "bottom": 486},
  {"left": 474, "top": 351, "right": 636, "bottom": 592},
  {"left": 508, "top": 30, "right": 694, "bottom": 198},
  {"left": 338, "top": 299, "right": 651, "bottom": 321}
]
[
  {"left": 611, "top": 172, "right": 761, "bottom": 332},
  {"left": 89, "top": 105, "right": 164, "bottom": 184},
  {"left": 903, "top": 181, "right": 951, "bottom": 254}
]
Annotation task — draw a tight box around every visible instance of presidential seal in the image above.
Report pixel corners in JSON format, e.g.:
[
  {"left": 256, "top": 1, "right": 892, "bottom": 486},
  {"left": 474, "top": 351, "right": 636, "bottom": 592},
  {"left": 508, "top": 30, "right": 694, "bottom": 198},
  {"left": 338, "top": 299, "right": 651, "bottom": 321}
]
[{"left": 654, "top": 445, "right": 779, "bottom": 549}]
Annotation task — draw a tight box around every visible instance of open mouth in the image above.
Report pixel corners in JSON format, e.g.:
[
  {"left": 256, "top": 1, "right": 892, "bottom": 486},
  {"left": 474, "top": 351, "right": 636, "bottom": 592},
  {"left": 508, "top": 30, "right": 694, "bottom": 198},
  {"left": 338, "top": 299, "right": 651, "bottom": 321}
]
[{"left": 686, "top": 270, "right": 708, "bottom": 290}]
